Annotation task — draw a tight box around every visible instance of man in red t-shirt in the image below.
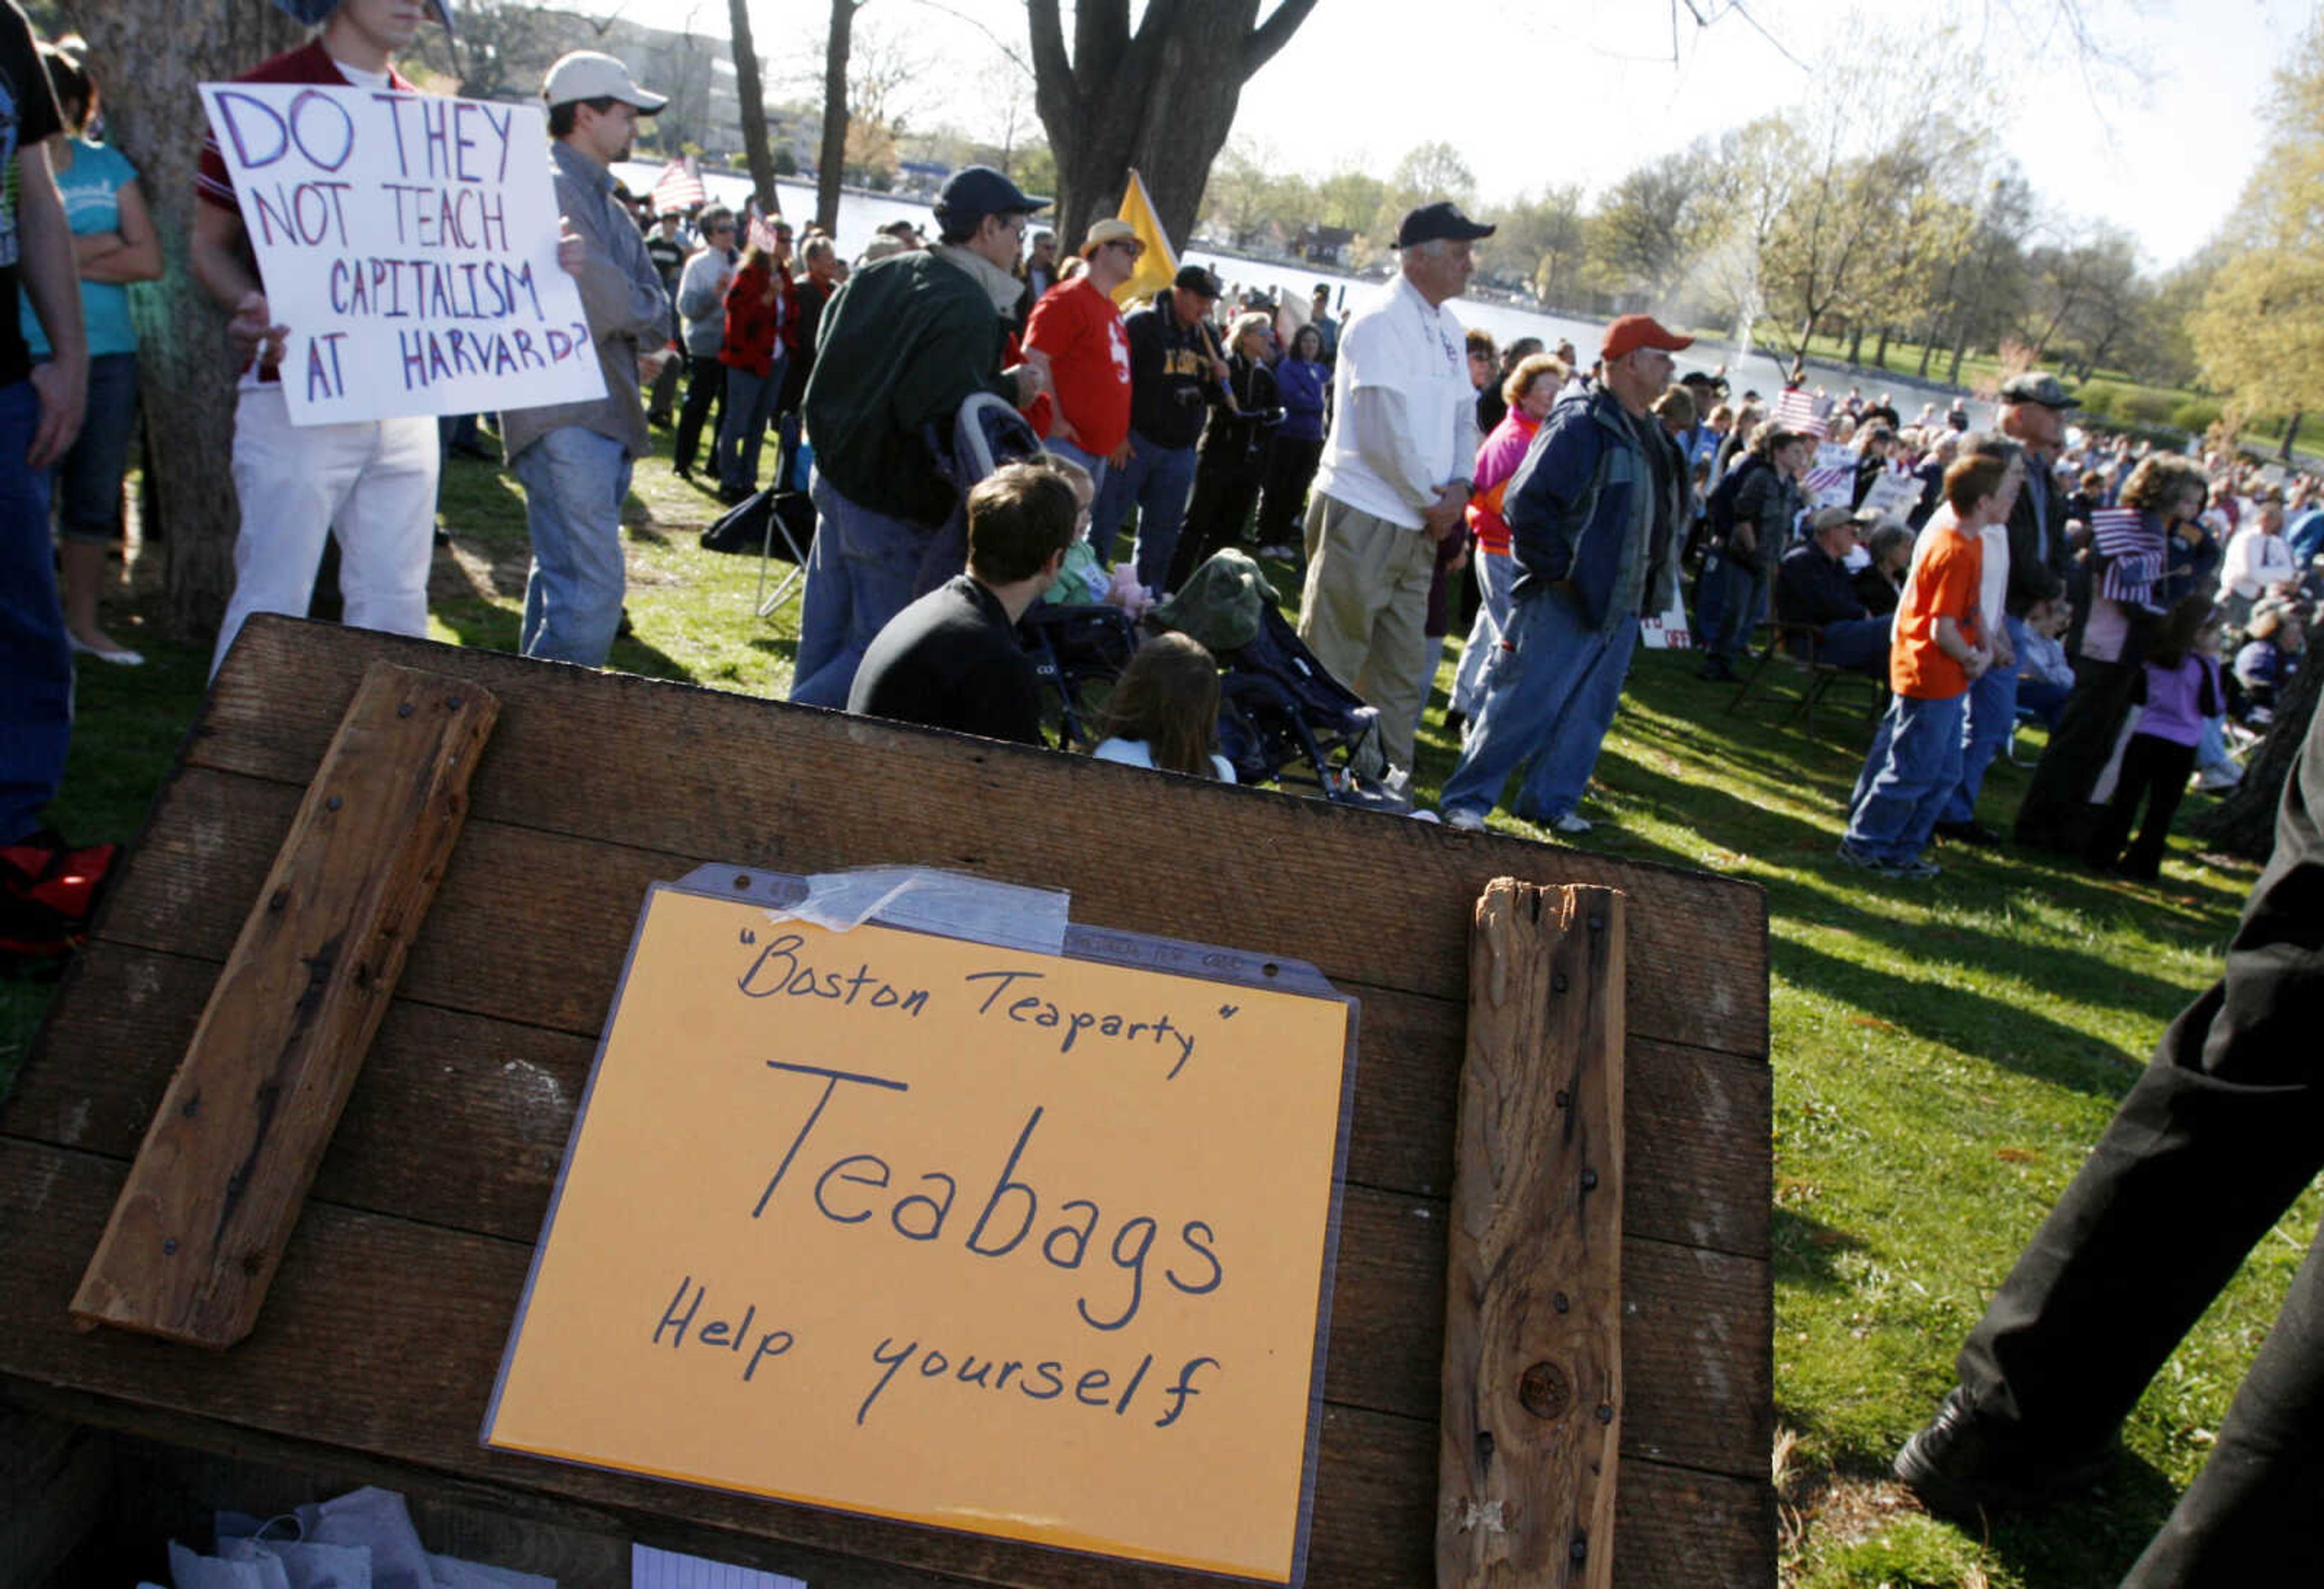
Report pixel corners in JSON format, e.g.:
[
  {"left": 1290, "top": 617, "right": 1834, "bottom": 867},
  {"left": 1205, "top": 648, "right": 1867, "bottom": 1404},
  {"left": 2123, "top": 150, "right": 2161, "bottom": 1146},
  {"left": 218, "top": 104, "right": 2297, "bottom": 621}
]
[
  {"left": 1023, "top": 217, "right": 1138, "bottom": 498},
  {"left": 190, "top": 0, "right": 454, "bottom": 678}
]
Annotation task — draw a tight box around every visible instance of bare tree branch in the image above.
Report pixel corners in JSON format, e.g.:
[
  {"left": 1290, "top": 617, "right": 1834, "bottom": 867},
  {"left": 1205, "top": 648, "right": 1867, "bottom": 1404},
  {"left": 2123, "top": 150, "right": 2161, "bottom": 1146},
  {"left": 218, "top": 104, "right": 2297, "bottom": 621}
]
[{"left": 1242, "top": 0, "right": 1321, "bottom": 78}]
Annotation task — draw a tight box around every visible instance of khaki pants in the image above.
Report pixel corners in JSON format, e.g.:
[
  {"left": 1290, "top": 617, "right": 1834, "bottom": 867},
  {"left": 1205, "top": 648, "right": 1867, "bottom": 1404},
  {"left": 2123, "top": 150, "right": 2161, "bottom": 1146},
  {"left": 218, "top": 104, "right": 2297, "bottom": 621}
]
[{"left": 1296, "top": 492, "right": 1439, "bottom": 772}]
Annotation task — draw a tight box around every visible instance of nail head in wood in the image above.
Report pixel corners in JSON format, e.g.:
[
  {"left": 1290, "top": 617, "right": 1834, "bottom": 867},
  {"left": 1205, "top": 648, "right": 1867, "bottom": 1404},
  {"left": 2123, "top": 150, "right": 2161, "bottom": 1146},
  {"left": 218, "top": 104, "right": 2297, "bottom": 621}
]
[
  {"left": 1518, "top": 1361, "right": 1570, "bottom": 1421},
  {"left": 326, "top": 796, "right": 342, "bottom": 811}
]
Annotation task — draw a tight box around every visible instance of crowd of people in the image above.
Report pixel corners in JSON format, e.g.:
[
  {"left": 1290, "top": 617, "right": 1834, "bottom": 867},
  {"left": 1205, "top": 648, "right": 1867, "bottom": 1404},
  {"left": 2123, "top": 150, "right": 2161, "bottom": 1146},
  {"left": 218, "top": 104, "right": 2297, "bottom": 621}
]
[{"left": 3, "top": 0, "right": 2319, "bottom": 891}]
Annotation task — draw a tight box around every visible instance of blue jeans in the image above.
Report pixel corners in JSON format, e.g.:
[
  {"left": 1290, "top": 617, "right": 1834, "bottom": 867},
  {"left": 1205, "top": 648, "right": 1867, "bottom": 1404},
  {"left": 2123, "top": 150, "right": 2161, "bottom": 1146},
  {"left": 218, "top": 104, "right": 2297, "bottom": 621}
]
[
  {"left": 513, "top": 426, "right": 634, "bottom": 667},
  {"left": 1440, "top": 591, "right": 1640, "bottom": 822},
  {"left": 1941, "top": 614, "right": 2026, "bottom": 825},
  {"left": 1695, "top": 551, "right": 1765, "bottom": 663},
  {"left": 1043, "top": 436, "right": 1108, "bottom": 501},
  {"left": 1, "top": 381, "right": 66, "bottom": 843},
  {"left": 45, "top": 351, "right": 137, "bottom": 545},
  {"left": 1811, "top": 615, "right": 1892, "bottom": 675},
  {"left": 1846, "top": 692, "right": 1968, "bottom": 864},
  {"left": 1090, "top": 429, "right": 1196, "bottom": 592},
  {"left": 715, "top": 356, "right": 783, "bottom": 496},
  {"left": 790, "top": 468, "right": 930, "bottom": 708}
]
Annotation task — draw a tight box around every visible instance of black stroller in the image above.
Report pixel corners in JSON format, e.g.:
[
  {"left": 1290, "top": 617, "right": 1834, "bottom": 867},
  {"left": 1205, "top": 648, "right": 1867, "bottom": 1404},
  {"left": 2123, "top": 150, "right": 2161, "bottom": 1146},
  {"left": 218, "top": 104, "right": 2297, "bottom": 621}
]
[{"left": 1150, "top": 551, "right": 1394, "bottom": 805}]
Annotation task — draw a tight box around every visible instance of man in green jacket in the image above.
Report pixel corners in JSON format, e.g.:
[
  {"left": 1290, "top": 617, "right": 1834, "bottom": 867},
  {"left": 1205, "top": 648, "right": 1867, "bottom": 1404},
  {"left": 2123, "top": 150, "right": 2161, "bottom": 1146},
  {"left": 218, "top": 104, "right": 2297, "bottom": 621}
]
[{"left": 789, "top": 166, "right": 1050, "bottom": 707}]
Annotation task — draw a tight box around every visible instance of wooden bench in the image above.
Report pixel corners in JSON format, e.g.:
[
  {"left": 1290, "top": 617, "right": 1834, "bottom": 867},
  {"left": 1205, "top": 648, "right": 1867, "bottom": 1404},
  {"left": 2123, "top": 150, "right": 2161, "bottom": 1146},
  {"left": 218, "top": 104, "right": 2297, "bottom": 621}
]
[{"left": 0, "top": 617, "right": 1774, "bottom": 1587}]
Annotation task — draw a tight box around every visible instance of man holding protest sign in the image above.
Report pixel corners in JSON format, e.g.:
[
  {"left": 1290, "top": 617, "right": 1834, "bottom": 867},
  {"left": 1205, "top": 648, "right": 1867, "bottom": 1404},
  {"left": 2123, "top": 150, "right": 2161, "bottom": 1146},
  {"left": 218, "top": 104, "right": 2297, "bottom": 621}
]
[
  {"left": 191, "top": 0, "right": 453, "bottom": 678},
  {"left": 501, "top": 50, "right": 674, "bottom": 668}
]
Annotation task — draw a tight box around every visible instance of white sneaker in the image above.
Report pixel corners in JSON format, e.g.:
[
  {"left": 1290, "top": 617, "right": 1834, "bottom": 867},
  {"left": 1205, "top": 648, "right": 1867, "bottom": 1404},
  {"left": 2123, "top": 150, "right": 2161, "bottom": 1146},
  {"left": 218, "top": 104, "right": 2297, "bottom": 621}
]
[
  {"left": 1549, "top": 812, "right": 1593, "bottom": 835},
  {"left": 1442, "top": 807, "right": 1486, "bottom": 831}
]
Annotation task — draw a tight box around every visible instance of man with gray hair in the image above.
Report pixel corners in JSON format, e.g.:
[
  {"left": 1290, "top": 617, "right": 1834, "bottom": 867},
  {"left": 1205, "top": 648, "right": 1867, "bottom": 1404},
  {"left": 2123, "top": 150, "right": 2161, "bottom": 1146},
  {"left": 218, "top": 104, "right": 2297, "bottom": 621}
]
[{"left": 1296, "top": 200, "right": 1495, "bottom": 783}]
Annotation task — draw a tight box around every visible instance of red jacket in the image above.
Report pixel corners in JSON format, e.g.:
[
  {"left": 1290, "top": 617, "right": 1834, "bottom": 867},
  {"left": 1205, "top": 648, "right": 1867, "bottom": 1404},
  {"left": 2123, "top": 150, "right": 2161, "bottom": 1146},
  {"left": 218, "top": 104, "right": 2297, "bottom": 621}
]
[{"left": 718, "top": 258, "right": 798, "bottom": 378}]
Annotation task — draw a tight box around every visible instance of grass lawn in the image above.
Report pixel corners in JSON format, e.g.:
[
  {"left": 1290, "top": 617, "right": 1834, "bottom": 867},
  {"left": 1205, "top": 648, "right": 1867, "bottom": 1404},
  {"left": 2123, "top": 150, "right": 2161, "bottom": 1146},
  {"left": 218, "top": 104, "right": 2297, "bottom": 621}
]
[{"left": 3, "top": 432, "right": 2292, "bottom": 1589}]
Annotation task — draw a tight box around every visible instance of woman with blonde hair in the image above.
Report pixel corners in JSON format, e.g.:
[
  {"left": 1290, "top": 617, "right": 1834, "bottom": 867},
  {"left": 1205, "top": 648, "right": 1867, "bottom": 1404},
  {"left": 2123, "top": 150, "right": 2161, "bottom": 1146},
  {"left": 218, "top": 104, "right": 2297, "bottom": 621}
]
[{"left": 1446, "top": 352, "right": 1567, "bottom": 734}]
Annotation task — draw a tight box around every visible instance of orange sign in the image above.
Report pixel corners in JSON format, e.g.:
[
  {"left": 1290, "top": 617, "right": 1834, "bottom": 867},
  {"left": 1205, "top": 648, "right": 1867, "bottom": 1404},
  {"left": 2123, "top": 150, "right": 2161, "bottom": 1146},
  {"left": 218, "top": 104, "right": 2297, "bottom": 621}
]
[{"left": 485, "top": 883, "right": 1356, "bottom": 1584}]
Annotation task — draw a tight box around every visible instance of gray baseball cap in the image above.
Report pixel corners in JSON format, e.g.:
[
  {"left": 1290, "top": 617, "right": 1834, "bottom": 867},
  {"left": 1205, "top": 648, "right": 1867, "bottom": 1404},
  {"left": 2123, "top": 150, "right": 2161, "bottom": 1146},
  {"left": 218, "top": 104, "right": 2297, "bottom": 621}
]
[{"left": 1998, "top": 372, "right": 2078, "bottom": 410}]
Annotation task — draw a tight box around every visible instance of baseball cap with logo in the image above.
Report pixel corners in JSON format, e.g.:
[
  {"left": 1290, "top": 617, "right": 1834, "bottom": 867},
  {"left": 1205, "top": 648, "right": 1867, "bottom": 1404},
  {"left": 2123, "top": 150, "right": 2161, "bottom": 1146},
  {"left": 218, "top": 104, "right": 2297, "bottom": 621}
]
[
  {"left": 1396, "top": 200, "right": 1496, "bottom": 248},
  {"left": 542, "top": 51, "right": 667, "bottom": 111}
]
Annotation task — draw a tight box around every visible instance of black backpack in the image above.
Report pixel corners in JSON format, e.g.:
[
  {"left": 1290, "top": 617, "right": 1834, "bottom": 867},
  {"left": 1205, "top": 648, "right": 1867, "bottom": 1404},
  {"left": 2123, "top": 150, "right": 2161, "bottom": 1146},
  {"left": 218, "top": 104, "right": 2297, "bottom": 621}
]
[{"left": 1704, "top": 456, "right": 1761, "bottom": 549}]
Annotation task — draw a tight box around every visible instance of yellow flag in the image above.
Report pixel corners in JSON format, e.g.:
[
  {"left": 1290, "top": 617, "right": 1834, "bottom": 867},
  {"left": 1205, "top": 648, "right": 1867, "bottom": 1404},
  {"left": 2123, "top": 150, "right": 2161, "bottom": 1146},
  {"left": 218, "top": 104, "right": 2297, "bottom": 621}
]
[{"left": 1112, "top": 168, "right": 1180, "bottom": 309}]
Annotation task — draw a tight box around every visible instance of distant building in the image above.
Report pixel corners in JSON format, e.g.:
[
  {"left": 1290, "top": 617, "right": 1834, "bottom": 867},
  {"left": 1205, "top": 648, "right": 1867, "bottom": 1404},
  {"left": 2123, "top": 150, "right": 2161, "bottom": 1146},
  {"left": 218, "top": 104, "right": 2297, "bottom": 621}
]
[{"left": 1295, "top": 224, "right": 1357, "bottom": 267}]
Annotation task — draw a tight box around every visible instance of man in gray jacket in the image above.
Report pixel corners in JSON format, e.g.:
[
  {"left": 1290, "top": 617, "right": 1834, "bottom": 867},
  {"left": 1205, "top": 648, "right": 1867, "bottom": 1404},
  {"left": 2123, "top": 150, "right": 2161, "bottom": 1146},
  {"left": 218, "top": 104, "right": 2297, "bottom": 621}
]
[
  {"left": 669, "top": 203, "right": 735, "bottom": 480},
  {"left": 502, "top": 50, "right": 672, "bottom": 667}
]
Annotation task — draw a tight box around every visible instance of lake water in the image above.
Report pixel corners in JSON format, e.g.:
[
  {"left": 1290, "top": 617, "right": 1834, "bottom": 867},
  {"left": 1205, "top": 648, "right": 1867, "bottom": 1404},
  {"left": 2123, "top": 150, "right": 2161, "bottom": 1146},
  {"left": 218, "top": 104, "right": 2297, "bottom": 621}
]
[{"left": 615, "top": 161, "right": 1991, "bottom": 425}]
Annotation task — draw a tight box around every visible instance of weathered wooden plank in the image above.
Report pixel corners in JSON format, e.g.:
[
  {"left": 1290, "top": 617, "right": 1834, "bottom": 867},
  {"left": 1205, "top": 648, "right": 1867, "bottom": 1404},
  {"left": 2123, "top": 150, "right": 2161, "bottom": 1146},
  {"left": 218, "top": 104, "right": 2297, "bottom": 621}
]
[
  {"left": 72, "top": 665, "right": 498, "bottom": 1348},
  {"left": 174, "top": 620, "right": 1768, "bottom": 1058},
  {"left": 11, "top": 943, "right": 1770, "bottom": 1262},
  {"left": 6, "top": 981, "right": 1768, "bottom": 1476},
  {"left": 0, "top": 1141, "right": 1770, "bottom": 1588},
  {"left": 1440, "top": 883, "right": 1626, "bottom": 1588}
]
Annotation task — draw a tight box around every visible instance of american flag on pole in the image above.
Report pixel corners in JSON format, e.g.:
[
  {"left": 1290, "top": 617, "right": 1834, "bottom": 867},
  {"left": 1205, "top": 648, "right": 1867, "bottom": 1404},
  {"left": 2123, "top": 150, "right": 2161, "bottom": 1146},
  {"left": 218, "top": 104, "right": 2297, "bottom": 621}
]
[
  {"left": 2092, "top": 506, "right": 2166, "bottom": 607},
  {"left": 649, "top": 156, "right": 705, "bottom": 215},
  {"left": 1773, "top": 386, "right": 1828, "bottom": 439},
  {"left": 746, "top": 208, "right": 783, "bottom": 256}
]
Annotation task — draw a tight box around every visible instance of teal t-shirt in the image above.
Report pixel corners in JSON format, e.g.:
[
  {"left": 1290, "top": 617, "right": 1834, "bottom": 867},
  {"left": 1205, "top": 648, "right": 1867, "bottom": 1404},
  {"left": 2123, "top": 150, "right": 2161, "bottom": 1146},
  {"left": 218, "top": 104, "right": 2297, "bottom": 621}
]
[{"left": 21, "top": 137, "right": 140, "bottom": 358}]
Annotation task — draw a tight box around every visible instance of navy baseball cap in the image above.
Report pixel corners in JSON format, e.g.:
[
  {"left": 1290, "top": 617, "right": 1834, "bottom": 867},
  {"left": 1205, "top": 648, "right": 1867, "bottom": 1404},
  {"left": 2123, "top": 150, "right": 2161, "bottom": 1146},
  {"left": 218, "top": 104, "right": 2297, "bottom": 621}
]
[
  {"left": 1396, "top": 200, "right": 1495, "bottom": 247},
  {"left": 933, "top": 166, "right": 1045, "bottom": 234}
]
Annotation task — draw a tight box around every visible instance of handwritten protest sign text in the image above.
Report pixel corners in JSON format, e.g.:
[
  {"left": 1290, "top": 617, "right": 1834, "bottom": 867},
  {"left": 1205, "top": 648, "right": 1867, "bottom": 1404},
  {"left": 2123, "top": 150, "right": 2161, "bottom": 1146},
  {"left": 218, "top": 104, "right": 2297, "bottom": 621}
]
[
  {"left": 200, "top": 84, "right": 607, "bottom": 426},
  {"left": 485, "top": 887, "right": 1354, "bottom": 1585}
]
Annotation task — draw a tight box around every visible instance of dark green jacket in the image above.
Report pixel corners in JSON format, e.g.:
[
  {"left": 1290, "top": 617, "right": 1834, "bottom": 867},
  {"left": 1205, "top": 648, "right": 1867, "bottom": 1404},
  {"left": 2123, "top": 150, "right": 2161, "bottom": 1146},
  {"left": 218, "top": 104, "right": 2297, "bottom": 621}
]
[{"left": 802, "top": 251, "right": 1015, "bottom": 526}]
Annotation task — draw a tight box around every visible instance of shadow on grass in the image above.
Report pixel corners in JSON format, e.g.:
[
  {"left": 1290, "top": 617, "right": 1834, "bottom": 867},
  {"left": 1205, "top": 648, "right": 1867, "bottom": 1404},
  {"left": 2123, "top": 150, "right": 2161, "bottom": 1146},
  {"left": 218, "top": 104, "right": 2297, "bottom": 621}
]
[{"left": 1773, "top": 1205, "right": 1867, "bottom": 1291}]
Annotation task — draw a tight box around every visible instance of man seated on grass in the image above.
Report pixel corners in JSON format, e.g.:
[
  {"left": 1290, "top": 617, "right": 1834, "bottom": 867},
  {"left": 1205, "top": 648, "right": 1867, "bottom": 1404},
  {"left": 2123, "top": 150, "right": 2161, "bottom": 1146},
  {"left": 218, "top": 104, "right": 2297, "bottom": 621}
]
[
  {"left": 845, "top": 461, "right": 1076, "bottom": 747},
  {"left": 1774, "top": 505, "right": 1893, "bottom": 675},
  {"left": 1837, "top": 452, "right": 2015, "bottom": 881}
]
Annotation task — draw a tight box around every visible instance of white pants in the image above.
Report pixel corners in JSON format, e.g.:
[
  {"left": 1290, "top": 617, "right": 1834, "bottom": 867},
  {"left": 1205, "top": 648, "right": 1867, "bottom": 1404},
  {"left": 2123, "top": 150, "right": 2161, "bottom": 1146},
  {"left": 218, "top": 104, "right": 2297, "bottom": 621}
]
[{"left": 211, "top": 385, "right": 439, "bottom": 677}]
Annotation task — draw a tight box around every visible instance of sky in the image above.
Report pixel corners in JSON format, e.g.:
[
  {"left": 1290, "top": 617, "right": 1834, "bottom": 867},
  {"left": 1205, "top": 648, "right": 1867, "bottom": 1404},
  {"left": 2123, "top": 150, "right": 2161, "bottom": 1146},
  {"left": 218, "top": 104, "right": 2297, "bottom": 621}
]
[{"left": 616, "top": 0, "right": 2317, "bottom": 272}]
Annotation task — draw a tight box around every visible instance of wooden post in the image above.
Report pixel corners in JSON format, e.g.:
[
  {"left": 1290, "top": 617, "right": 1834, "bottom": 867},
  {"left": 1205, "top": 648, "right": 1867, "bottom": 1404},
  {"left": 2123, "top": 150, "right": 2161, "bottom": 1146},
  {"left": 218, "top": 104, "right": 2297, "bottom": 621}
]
[
  {"left": 1437, "top": 879, "right": 1627, "bottom": 1588},
  {"left": 72, "top": 663, "right": 499, "bottom": 1347}
]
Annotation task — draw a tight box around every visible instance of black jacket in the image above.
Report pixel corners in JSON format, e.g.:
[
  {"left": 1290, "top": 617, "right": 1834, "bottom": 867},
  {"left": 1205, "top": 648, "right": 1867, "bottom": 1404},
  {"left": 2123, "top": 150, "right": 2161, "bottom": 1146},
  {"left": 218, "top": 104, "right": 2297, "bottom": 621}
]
[
  {"left": 1125, "top": 292, "right": 1219, "bottom": 450},
  {"left": 2004, "top": 459, "right": 2072, "bottom": 617}
]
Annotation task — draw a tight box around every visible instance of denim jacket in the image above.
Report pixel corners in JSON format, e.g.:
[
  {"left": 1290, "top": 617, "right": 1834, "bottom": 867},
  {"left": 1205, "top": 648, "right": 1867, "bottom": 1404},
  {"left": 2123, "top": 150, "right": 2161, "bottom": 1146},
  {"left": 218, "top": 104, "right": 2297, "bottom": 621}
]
[{"left": 1505, "top": 383, "right": 1663, "bottom": 628}]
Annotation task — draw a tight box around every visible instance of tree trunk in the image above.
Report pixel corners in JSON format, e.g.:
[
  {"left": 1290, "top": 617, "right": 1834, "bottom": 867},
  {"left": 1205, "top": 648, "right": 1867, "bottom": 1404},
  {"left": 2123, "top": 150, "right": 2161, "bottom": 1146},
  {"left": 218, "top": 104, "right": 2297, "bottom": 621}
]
[
  {"left": 1846, "top": 323, "right": 1863, "bottom": 367},
  {"left": 2280, "top": 410, "right": 2303, "bottom": 462},
  {"left": 1874, "top": 323, "right": 1890, "bottom": 369},
  {"left": 2191, "top": 658, "right": 2321, "bottom": 860},
  {"left": 815, "top": 0, "right": 855, "bottom": 234},
  {"left": 727, "top": 0, "right": 775, "bottom": 213},
  {"left": 1946, "top": 329, "right": 1969, "bottom": 387},
  {"left": 59, "top": 0, "right": 304, "bottom": 644},
  {"left": 1917, "top": 319, "right": 1938, "bottom": 379},
  {"left": 1029, "top": 0, "right": 1316, "bottom": 252}
]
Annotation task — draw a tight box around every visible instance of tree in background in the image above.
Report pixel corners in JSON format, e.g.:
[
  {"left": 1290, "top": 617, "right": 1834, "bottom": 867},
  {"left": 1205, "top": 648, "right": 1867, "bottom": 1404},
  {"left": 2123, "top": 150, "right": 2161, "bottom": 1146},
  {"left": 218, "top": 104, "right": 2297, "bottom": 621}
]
[
  {"left": 1028, "top": 0, "right": 1316, "bottom": 251},
  {"left": 1480, "top": 185, "right": 1586, "bottom": 306},
  {"left": 57, "top": 0, "right": 305, "bottom": 641},
  {"left": 1586, "top": 145, "right": 1710, "bottom": 311},
  {"left": 728, "top": 0, "right": 778, "bottom": 212}
]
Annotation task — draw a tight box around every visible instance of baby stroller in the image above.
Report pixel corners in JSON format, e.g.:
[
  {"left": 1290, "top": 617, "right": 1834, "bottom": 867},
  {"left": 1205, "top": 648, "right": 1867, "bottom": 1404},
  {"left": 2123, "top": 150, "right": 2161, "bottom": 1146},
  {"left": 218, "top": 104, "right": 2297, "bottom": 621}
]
[
  {"left": 1020, "top": 600, "right": 1138, "bottom": 750},
  {"left": 1151, "top": 551, "right": 1394, "bottom": 805}
]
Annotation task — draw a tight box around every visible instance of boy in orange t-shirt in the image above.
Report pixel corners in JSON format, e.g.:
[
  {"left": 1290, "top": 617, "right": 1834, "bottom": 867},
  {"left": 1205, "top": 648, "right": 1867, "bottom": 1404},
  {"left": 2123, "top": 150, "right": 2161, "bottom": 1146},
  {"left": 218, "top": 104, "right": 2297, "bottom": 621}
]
[{"left": 1840, "top": 452, "right": 2018, "bottom": 879}]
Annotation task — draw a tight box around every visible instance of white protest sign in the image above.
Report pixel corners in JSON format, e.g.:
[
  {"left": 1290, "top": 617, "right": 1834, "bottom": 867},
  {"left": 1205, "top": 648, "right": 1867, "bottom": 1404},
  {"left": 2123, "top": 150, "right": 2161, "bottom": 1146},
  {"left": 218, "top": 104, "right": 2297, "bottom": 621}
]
[
  {"left": 1639, "top": 576, "right": 1692, "bottom": 649},
  {"left": 1807, "top": 442, "right": 1859, "bottom": 510},
  {"left": 199, "top": 84, "right": 606, "bottom": 425},
  {"left": 1860, "top": 470, "right": 1923, "bottom": 522}
]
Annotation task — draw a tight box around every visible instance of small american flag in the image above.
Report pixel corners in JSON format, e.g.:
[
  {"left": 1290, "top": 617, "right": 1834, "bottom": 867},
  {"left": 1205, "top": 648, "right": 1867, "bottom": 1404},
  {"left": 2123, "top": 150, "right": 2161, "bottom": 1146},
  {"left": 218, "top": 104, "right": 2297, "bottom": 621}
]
[
  {"left": 746, "top": 208, "right": 784, "bottom": 256},
  {"left": 649, "top": 156, "right": 705, "bottom": 215},
  {"left": 2092, "top": 508, "right": 2165, "bottom": 606},
  {"left": 1802, "top": 464, "right": 1854, "bottom": 507},
  {"left": 1773, "top": 386, "right": 1827, "bottom": 439}
]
